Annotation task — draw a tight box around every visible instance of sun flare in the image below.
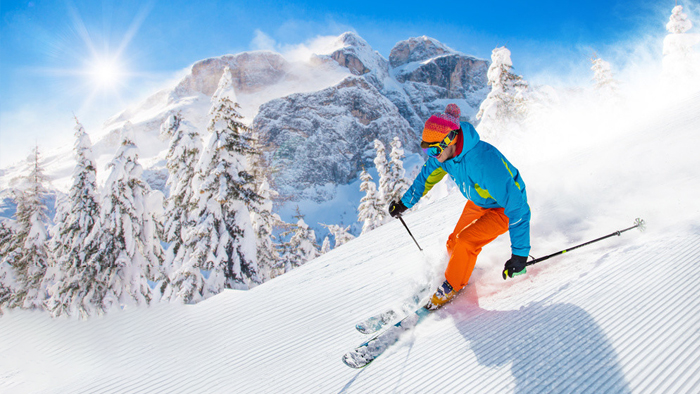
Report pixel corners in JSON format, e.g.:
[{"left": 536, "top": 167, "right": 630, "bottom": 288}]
[{"left": 89, "top": 58, "right": 123, "bottom": 88}]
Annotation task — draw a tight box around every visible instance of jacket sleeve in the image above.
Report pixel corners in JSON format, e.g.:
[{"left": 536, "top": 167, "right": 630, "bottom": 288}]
[
  {"left": 478, "top": 154, "right": 531, "bottom": 257},
  {"left": 400, "top": 158, "right": 446, "bottom": 208}
]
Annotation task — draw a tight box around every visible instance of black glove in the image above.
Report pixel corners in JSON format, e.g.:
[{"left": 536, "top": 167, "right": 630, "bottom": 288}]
[
  {"left": 502, "top": 254, "right": 528, "bottom": 280},
  {"left": 388, "top": 200, "right": 408, "bottom": 218}
]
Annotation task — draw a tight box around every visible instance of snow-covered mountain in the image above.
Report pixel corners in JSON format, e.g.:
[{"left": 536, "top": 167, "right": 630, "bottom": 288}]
[
  {"left": 253, "top": 76, "right": 414, "bottom": 201},
  {"left": 1, "top": 85, "right": 699, "bottom": 392},
  {"left": 389, "top": 36, "right": 489, "bottom": 123},
  {"left": 0, "top": 32, "right": 489, "bottom": 220}
]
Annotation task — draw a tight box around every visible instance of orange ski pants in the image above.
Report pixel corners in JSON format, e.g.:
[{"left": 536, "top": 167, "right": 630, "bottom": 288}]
[{"left": 445, "top": 200, "right": 509, "bottom": 292}]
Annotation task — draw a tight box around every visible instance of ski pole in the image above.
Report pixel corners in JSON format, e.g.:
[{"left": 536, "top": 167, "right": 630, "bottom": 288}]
[
  {"left": 503, "top": 218, "right": 646, "bottom": 279},
  {"left": 399, "top": 215, "right": 423, "bottom": 252}
]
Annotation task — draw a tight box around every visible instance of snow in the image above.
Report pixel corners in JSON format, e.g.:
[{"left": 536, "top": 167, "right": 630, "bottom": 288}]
[{"left": 2, "top": 79, "right": 700, "bottom": 392}]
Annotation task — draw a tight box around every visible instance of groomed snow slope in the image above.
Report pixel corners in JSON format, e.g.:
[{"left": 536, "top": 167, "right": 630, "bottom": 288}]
[{"left": 1, "top": 90, "right": 700, "bottom": 393}]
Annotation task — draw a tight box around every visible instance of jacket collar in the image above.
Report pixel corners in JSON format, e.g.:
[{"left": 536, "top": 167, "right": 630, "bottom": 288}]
[{"left": 449, "top": 122, "right": 480, "bottom": 162}]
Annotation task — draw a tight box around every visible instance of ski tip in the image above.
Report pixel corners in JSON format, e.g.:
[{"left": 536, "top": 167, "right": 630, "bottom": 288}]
[
  {"left": 355, "top": 324, "right": 376, "bottom": 335},
  {"left": 342, "top": 352, "right": 372, "bottom": 369}
]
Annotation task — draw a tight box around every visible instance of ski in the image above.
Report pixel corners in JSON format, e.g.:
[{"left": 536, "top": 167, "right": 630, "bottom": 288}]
[
  {"left": 343, "top": 307, "right": 431, "bottom": 368},
  {"left": 354, "top": 284, "right": 432, "bottom": 334},
  {"left": 355, "top": 309, "right": 400, "bottom": 334}
]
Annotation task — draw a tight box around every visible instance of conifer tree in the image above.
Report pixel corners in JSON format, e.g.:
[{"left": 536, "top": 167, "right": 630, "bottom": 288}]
[
  {"left": 0, "top": 264, "right": 14, "bottom": 313},
  {"left": 280, "top": 216, "right": 320, "bottom": 272},
  {"left": 591, "top": 55, "right": 620, "bottom": 96},
  {"left": 322, "top": 223, "right": 355, "bottom": 249},
  {"left": 320, "top": 236, "right": 332, "bottom": 254},
  {"left": 171, "top": 67, "right": 262, "bottom": 303},
  {"left": 0, "top": 220, "right": 18, "bottom": 311},
  {"left": 358, "top": 167, "right": 383, "bottom": 234},
  {"left": 46, "top": 119, "right": 101, "bottom": 317},
  {"left": 476, "top": 46, "right": 529, "bottom": 140},
  {"left": 373, "top": 139, "right": 390, "bottom": 210},
  {"left": 246, "top": 123, "right": 271, "bottom": 196},
  {"left": 667, "top": 4, "right": 693, "bottom": 34},
  {"left": 160, "top": 112, "right": 202, "bottom": 289},
  {"left": 247, "top": 124, "right": 283, "bottom": 281},
  {"left": 0, "top": 220, "right": 15, "bottom": 265},
  {"left": 663, "top": 5, "right": 700, "bottom": 81},
  {"left": 386, "top": 136, "right": 410, "bottom": 206},
  {"left": 251, "top": 179, "right": 283, "bottom": 281},
  {"left": 6, "top": 147, "right": 52, "bottom": 309},
  {"left": 0, "top": 220, "right": 16, "bottom": 259},
  {"left": 86, "top": 122, "right": 164, "bottom": 312}
]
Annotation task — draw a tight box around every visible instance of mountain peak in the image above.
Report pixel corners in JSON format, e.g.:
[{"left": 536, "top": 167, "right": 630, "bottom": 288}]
[
  {"left": 325, "top": 32, "right": 386, "bottom": 76},
  {"left": 389, "top": 36, "right": 457, "bottom": 68},
  {"left": 335, "top": 31, "right": 371, "bottom": 49}
]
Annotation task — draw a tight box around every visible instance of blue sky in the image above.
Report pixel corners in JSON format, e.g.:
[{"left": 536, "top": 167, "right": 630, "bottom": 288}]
[{"left": 0, "top": 0, "right": 690, "bottom": 167}]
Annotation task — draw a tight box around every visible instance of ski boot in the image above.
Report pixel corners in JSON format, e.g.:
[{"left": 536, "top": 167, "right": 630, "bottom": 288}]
[{"left": 425, "top": 280, "right": 457, "bottom": 311}]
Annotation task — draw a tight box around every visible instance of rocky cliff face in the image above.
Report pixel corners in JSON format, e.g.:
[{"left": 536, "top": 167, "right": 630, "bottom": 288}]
[
  {"left": 393, "top": 54, "right": 488, "bottom": 98},
  {"left": 387, "top": 36, "right": 489, "bottom": 127},
  {"left": 172, "top": 51, "right": 290, "bottom": 99},
  {"left": 389, "top": 36, "right": 454, "bottom": 68},
  {"left": 328, "top": 33, "right": 389, "bottom": 76},
  {"left": 321, "top": 34, "right": 489, "bottom": 135},
  {"left": 246, "top": 34, "right": 489, "bottom": 202},
  {"left": 253, "top": 76, "right": 413, "bottom": 201}
]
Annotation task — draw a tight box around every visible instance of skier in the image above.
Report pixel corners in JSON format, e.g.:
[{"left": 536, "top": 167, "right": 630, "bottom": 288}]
[{"left": 389, "top": 104, "right": 531, "bottom": 310}]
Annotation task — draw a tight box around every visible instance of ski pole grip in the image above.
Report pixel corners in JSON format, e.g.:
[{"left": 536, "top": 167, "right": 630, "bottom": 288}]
[{"left": 502, "top": 267, "right": 527, "bottom": 280}]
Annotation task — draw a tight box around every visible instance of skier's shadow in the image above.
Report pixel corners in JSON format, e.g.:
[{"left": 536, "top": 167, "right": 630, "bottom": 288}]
[{"left": 450, "top": 285, "right": 631, "bottom": 393}]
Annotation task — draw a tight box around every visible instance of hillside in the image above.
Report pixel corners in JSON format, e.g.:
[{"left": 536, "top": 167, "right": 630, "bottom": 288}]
[{"left": 1, "top": 86, "right": 699, "bottom": 393}]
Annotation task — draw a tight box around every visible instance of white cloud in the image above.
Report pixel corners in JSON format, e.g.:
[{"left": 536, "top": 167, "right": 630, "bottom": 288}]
[
  {"left": 280, "top": 35, "right": 346, "bottom": 62},
  {"left": 249, "top": 29, "right": 348, "bottom": 62},
  {"left": 251, "top": 29, "right": 277, "bottom": 52}
]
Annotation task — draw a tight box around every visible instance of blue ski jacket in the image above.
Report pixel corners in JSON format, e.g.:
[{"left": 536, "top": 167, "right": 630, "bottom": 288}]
[{"left": 401, "top": 122, "right": 531, "bottom": 257}]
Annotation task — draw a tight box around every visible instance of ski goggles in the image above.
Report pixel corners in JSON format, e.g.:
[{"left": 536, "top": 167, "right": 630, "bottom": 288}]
[{"left": 421, "top": 129, "right": 459, "bottom": 158}]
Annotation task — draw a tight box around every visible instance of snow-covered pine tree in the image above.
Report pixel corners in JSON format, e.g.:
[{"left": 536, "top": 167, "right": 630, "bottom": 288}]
[
  {"left": 5, "top": 147, "right": 52, "bottom": 309},
  {"left": 591, "top": 55, "right": 620, "bottom": 97},
  {"left": 251, "top": 179, "right": 283, "bottom": 281},
  {"left": 43, "top": 193, "right": 68, "bottom": 304},
  {"left": 0, "top": 220, "right": 15, "bottom": 264},
  {"left": 476, "top": 46, "right": 529, "bottom": 141},
  {"left": 667, "top": 4, "right": 693, "bottom": 34},
  {"left": 46, "top": 118, "right": 101, "bottom": 317},
  {"left": 373, "top": 139, "right": 390, "bottom": 211},
  {"left": 171, "top": 66, "right": 262, "bottom": 303},
  {"left": 160, "top": 112, "right": 202, "bottom": 292},
  {"left": 246, "top": 122, "right": 271, "bottom": 196},
  {"left": 0, "top": 264, "right": 14, "bottom": 313},
  {"left": 663, "top": 5, "right": 700, "bottom": 81},
  {"left": 247, "top": 123, "right": 284, "bottom": 281},
  {"left": 358, "top": 167, "right": 383, "bottom": 235},
  {"left": 322, "top": 224, "right": 355, "bottom": 249},
  {"left": 0, "top": 220, "right": 18, "bottom": 311},
  {"left": 320, "top": 236, "right": 331, "bottom": 254},
  {"left": 386, "top": 136, "right": 410, "bottom": 206},
  {"left": 280, "top": 216, "right": 320, "bottom": 272},
  {"left": 86, "top": 122, "right": 165, "bottom": 313}
]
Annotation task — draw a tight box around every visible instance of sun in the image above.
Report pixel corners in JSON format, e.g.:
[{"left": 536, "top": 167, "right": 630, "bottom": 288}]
[
  {"left": 88, "top": 57, "right": 124, "bottom": 88},
  {"left": 65, "top": 1, "right": 154, "bottom": 111}
]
